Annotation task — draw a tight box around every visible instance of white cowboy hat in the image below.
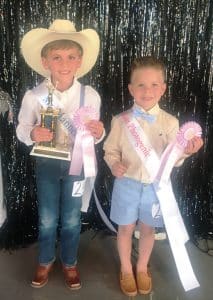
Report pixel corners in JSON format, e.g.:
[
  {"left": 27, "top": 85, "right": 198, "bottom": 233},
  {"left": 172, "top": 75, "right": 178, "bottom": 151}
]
[{"left": 20, "top": 19, "right": 100, "bottom": 78}]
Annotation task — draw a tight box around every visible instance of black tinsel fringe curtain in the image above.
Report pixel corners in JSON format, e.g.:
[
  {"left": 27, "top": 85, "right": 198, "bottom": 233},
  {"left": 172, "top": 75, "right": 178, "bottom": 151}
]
[{"left": 0, "top": 0, "right": 212, "bottom": 250}]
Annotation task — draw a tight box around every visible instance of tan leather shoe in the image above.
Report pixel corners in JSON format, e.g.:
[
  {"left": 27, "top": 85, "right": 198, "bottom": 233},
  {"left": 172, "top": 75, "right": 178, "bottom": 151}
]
[
  {"left": 136, "top": 271, "right": 152, "bottom": 294},
  {"left": 63, "top": 266, "right": 81, "bottom": 290},
  {"left": 31, "top": 264, "right": 53, "bottom": 288},
  {"left": 120, "top": 272, "right": 137, "bottom": 297}
]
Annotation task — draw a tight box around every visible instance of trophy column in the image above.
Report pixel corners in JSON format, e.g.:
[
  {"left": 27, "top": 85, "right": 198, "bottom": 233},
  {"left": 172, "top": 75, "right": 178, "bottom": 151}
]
[{"left": 30, "top": 81, "right": 71, "bottom": 161}]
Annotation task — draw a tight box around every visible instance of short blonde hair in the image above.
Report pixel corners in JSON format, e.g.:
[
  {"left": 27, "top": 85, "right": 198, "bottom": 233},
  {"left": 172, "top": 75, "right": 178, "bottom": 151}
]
[
  {"left": 130, "top": 56, "right": 166, "bottom": 82},
  {"left": 41, "top": 39, "right": 83, "bottom": 57}
]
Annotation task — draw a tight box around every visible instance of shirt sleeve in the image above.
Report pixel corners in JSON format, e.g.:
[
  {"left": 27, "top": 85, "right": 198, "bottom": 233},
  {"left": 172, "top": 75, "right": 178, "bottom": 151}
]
[
  {"left": 16, "top": 90, "right": 39, "bottom": 146},
  {"left": 103, "top": 116, "right": 122, "bottom": 170}
]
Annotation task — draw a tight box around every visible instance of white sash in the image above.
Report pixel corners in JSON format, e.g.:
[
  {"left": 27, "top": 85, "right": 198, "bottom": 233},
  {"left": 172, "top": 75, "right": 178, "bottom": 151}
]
[{"left": 122, "top": 112, "right": 200, "bottom": 291}]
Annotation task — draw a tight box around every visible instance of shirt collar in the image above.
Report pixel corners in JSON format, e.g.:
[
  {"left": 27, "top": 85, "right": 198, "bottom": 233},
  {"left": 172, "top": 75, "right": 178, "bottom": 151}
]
[
  {"left": 133, "top": 102, "right": 160, "bottom": 115},
  {"left": 46, "top": 77, "right": 80, "bottom": 99}
]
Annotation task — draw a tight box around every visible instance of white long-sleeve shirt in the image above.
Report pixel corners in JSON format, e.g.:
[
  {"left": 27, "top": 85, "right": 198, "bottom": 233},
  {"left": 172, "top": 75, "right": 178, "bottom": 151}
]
[{"left": 16, "top": 78, "right": 102, "bottom": 149}]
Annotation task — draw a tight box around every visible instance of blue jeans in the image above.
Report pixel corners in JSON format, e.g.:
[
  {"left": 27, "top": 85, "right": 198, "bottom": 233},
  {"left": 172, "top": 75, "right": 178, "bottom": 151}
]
[{"left": 35, "top": 158, "right": 83, "bottom": 266}]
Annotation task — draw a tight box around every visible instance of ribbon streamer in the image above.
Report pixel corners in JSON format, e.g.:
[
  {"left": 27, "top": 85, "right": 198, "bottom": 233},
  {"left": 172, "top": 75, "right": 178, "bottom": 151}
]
[
  {"left": 69, "top": 106, "right": 98, "bottom": 178},
  {"left": 93, "top": 188, "right": 117, "bottom": 233},
  {"left": 82, "top": 132, "right": 96, "bottom": 178}
]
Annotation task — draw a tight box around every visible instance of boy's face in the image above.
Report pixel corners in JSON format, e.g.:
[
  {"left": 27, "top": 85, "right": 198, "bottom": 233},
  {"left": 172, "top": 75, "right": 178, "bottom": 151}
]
[
  {"left": 42, "top": 47, "right": 82, "bottom": 91},
  {"left": 128, "top": 67, "right": 166, "bottom": 111}
]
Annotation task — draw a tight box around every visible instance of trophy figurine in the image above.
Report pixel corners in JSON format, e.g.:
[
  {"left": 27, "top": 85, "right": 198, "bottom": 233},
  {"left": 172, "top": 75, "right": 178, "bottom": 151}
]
[
  {"left": 40, "top": 82, "right": 58, "bottom": 148},
  {"left": 30, "top": 80, "right": 71, "bottom": 160}
]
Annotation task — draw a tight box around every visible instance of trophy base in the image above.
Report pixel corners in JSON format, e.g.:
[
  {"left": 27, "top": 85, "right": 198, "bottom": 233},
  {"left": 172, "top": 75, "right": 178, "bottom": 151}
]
[{"left": 30, "top": 145, "right": 71, "bottom": 161}]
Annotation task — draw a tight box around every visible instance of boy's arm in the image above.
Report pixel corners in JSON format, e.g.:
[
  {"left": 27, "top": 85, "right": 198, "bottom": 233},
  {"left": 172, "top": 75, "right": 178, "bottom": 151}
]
[
  {"left": 16, "top": 91, "right": 39, "bottom": 146},
  {"left": 103, "top": 117, "right": 122, "bottom": 170}
]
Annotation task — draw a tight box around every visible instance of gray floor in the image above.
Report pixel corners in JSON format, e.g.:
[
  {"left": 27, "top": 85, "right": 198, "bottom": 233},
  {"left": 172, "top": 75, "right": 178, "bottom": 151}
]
[{"left": 0, "top": 230, "right": 212, "bottom": 300}]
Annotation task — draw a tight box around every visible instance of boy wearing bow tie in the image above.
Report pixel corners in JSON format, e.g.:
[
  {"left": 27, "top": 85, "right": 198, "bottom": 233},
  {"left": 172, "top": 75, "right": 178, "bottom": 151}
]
[{"left": 103, "top": 56, "right": 203, "bottom": 296}]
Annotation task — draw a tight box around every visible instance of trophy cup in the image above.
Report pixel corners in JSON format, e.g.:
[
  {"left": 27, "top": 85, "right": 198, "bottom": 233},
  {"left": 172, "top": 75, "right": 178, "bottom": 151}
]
[{"left": 30, "top": 80, "right": 71, "bottom": 160}]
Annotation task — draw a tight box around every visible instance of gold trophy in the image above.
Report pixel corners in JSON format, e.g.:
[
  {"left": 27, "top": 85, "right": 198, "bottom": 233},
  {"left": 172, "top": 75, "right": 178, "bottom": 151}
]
[{"left": 30, "top": 80, "right": 71, "bottom": 160}]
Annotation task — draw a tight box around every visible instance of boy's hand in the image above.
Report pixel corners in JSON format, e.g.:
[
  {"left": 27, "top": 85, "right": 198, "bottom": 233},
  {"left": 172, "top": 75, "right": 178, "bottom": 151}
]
[
  {"left": 86, "top": 120, "right": 104, "bottom": 139},
  {"left": 111, "top": 162, "right": 127, "bottom": 177},
  {"left": 184, "top": 136, "right": 203, "bottom": 155},
  {"left": 30, "top": 126, "right": 53, "bottom": 143}
]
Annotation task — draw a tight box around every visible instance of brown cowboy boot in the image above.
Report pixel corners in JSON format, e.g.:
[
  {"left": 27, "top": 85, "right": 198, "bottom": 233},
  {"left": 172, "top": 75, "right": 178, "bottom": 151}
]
[
  {"left": 31, "top": 264, "right": 53, "bottom": 288},
  {"left": 63, "top": 265, "right": 81, "bottom": 290}
]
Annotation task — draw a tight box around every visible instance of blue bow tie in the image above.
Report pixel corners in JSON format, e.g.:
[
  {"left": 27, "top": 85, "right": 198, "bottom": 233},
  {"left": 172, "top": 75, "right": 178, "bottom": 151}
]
[{"left": 132, "top": 108, "right": 156, "bottom": 123}]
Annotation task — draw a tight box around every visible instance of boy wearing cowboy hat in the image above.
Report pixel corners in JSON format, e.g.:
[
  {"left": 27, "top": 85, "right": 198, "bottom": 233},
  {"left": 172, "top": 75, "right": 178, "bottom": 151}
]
[{"left": 16, "top": 19, "right": 104, "bottom": 290}]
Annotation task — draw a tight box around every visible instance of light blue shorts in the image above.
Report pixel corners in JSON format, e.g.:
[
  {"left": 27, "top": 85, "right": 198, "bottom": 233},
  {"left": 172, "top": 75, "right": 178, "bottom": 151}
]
[{"left": 110, "top": 177, "right": 164, "bottom": 227}]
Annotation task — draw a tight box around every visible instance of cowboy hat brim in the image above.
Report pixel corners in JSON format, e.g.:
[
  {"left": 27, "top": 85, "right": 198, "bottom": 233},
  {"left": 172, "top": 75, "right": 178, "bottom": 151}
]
[{"left": 21, "top": 24, "right": 100, "bottom": 78}]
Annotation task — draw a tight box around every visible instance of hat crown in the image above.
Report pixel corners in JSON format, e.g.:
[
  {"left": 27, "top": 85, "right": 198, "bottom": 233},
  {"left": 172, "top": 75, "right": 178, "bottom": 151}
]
[{"left": 49, "top": 19, "right": 76, "bottom": 33}]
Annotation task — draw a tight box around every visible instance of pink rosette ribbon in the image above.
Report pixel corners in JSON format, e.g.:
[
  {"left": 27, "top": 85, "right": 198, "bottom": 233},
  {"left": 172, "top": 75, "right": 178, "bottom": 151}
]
[
  {"left": 69, "top": 106, "right": 98, "bottom": 178},
  {"left": 73, "top": 106, "right": 98, "bottom": 131},
  {"left": 176, "top": 121, "right": 202, "bottom": 148}
]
